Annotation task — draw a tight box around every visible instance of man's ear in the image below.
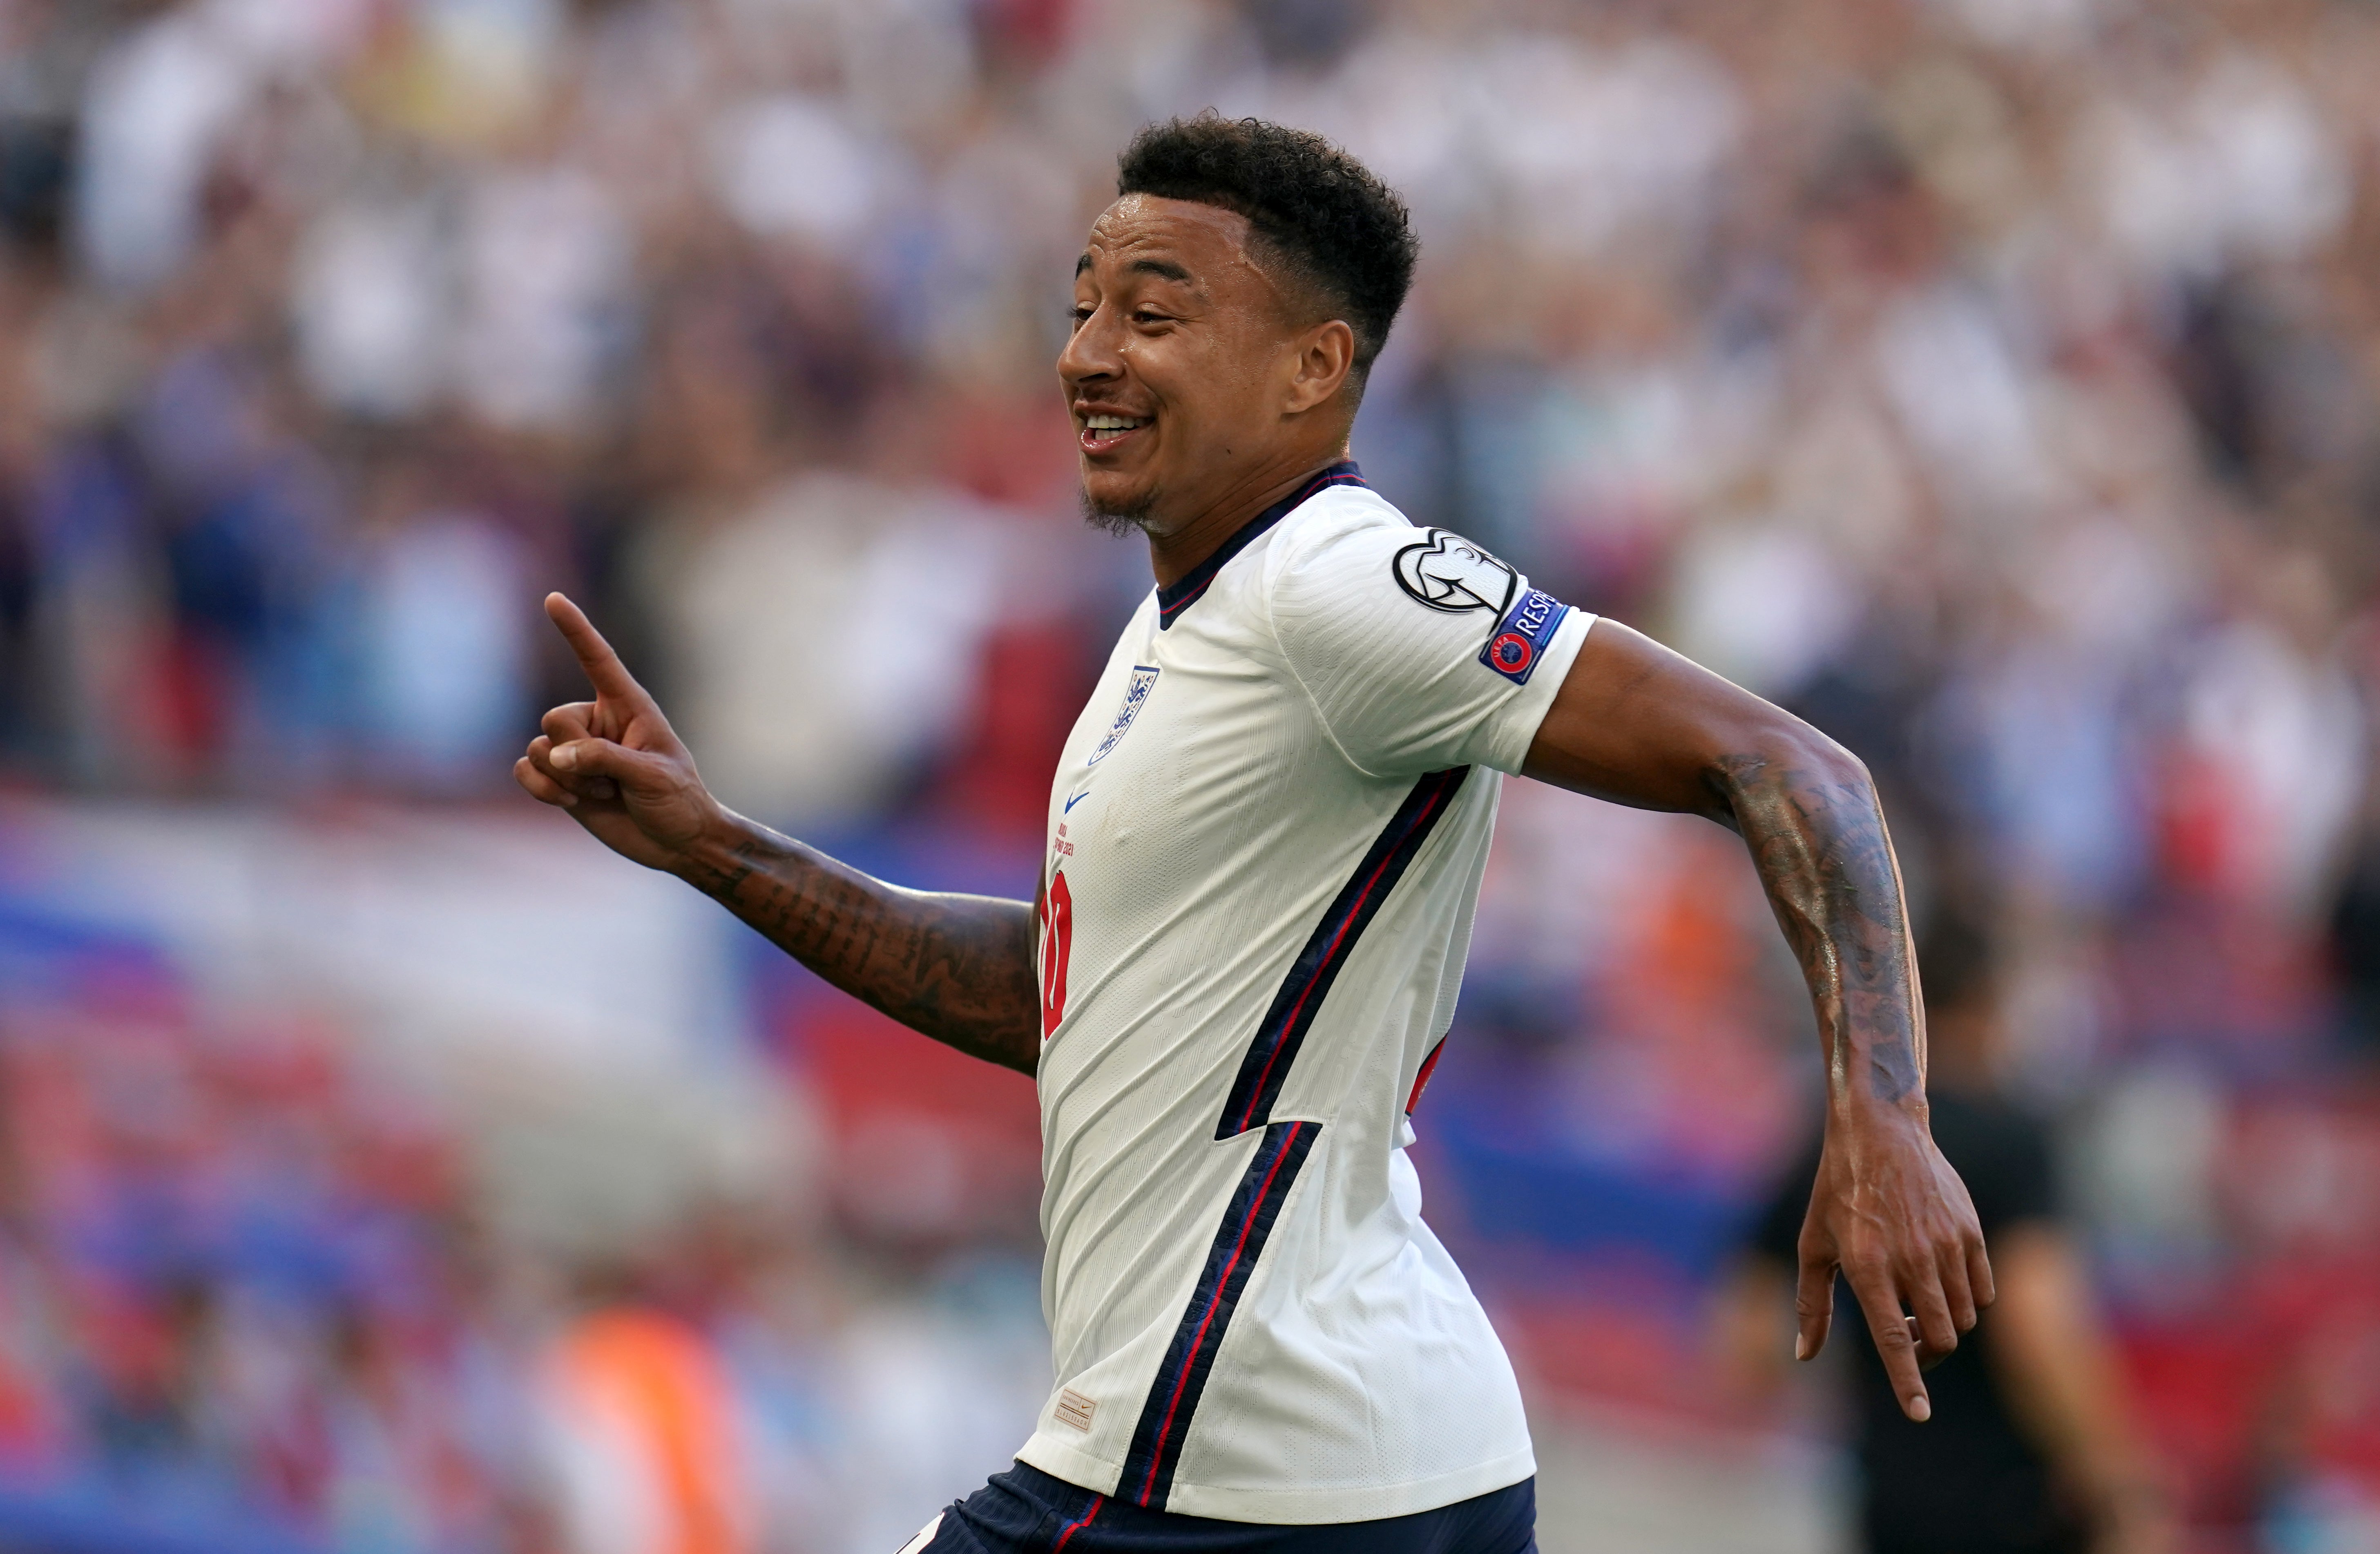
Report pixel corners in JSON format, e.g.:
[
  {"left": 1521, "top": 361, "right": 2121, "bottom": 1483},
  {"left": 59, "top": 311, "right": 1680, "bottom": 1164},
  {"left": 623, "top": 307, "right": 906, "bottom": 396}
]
[{"left": 1283, "top": 319, "right": 1356, "bottom": 415}]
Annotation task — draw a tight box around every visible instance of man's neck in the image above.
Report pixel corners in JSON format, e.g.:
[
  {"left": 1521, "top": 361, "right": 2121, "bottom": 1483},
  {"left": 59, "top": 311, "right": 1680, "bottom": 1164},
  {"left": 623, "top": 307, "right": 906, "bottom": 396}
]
[{"left": 1143, "top": 443, "right": 1351, "bottom": 589}]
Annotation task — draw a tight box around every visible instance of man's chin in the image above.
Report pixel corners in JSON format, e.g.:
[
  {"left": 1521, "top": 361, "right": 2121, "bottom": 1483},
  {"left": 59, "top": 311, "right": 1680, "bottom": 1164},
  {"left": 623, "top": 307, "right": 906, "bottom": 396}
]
[{"left": 1080, "top": 479, "right": 1157, "bottom": 537}]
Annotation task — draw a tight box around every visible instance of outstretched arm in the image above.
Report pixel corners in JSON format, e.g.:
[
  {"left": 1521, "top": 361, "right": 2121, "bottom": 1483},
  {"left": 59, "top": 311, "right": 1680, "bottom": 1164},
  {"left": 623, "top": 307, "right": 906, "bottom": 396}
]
[
  {"left": 1523, "top": 618, "right": 1991, "bottom": 1422},
  {"left": 514, "top": 594, "right": 1041, "bottom": 1075}
]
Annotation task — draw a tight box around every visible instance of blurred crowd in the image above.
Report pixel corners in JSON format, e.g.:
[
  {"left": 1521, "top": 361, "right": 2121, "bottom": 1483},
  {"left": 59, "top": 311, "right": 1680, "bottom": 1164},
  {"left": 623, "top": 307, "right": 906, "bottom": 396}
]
[
  {"left": 0, "top": 920, "right": 543, "bottom": 1554},
  {"left": 0, "top": 906, "right": 1053, "bottom": 1554},
  {"left": 7, "top": 0, "right": 2380, "bottom": 1548}
]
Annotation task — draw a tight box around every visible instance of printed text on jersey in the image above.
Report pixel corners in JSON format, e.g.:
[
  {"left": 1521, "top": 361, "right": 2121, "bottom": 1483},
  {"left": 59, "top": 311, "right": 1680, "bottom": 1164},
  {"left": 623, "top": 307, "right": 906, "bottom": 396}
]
[{"left": 1478, "top": 588, "right": 1571, "bottom": 686}]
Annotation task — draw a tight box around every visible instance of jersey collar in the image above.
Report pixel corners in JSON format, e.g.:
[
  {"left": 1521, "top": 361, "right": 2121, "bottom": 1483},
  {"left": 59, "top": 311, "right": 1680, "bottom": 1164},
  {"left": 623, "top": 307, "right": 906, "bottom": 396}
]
[{"left": 1155, "top": 461, "right": 1367, "bottom": 630}]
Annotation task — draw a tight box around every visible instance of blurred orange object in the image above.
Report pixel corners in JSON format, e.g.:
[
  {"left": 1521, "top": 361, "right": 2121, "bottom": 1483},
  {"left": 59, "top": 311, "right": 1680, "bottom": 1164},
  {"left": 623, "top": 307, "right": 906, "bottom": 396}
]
[{"left": 549, "top": 1307, "right": 747, "bottom": 1554}]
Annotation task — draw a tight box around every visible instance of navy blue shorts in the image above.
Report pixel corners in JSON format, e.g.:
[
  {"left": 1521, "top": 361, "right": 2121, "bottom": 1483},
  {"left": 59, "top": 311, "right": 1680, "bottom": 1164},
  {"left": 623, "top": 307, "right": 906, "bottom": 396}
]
[{"left": 901, "top": 1461, "right": 1537, "bottom": 1554}]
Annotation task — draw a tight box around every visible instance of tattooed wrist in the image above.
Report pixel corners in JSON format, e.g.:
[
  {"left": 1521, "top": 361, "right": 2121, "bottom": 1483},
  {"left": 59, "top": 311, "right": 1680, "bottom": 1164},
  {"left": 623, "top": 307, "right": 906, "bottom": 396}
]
[
  {"left": 674, "top": 811, "right": 1042, "bottom": 1075},
  {"left": 670, "top": 806, "right": 763, "bottom": 895},
  {"left": 1712, "top": 742, "right": 1924, "bottom": 1110}
]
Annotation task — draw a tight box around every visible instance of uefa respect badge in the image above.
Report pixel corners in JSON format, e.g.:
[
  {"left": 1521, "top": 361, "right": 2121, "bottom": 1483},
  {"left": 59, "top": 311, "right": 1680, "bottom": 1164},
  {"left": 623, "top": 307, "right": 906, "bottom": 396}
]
[{"left": 1478, "top": 588, "right": 1570, "bottom": 685}]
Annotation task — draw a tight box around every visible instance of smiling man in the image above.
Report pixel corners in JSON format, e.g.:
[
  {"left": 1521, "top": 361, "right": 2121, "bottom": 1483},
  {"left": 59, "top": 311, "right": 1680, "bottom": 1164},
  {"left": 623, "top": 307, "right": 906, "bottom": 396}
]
[{"left": 516, "top": 116, "right": 1990, "bottom": 1554}]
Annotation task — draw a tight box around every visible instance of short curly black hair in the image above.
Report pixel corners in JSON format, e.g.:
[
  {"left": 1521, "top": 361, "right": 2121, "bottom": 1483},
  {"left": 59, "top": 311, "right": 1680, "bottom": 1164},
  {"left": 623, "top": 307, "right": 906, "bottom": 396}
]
[{"left": 1116, "top": 115, "right": 1418, "bottom": 381}]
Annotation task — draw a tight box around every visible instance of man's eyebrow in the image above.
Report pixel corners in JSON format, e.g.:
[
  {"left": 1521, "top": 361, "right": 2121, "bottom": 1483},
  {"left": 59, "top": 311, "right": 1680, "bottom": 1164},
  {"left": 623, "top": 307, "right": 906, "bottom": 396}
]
[{"left": 1072, "top": 253, "right": 1197, "bottom": 284}]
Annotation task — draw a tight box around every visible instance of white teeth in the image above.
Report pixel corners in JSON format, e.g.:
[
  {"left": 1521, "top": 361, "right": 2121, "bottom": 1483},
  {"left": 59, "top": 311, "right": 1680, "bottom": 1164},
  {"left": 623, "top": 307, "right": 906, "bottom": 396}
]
[{"left": 1084, "top": 415, "right": 1144, "bottom": 431}]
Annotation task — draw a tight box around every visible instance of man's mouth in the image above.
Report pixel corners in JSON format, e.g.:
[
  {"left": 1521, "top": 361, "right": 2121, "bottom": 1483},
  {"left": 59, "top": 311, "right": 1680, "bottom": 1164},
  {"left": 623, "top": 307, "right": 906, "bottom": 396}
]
[{"left": 1079, "top": 412, "right": 1150, "bottom": 455}]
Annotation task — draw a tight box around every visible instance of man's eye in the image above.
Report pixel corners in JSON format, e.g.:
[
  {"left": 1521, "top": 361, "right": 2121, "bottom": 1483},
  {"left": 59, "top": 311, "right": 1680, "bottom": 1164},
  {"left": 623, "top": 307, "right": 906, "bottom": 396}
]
[
  {"left": 1133, "top": 311, "right": 1167, "bottom": 325},
  {"left": 1069, "top": 307, "right": 1093, "bottom": 326}
]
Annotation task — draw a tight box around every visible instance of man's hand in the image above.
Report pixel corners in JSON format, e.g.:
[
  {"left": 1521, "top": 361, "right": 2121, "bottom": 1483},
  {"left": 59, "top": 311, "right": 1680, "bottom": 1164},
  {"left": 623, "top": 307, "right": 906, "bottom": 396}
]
[
  {"left": 1523, "top": 619, "right": 1994, "bottom": 1421},
  {"left": 515, "top": 593, "right": 720, "bottom": 875},
  {"left": 1795, "top": 1104, "right": 1992, "bottom": 1421},
  {"left": 513, "top": 593, "right": 1043, "bottom": 1073}
]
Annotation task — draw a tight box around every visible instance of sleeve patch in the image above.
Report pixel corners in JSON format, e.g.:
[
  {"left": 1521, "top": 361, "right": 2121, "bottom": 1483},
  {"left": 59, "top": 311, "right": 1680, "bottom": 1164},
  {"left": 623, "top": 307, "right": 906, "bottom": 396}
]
[
  {"left": 1392, "top": 530, "right": 1518, "bottom": 615},
  {"left": 1479, "top": 588, "right": 1572, "bottom": 684}
]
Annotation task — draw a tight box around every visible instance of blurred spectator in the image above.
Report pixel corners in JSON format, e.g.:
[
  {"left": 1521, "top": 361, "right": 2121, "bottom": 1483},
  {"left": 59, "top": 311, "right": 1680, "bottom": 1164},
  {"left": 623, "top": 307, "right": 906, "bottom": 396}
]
[
  {"left": 543, "top": 1299, "right": 747, "bottom": 1554},
  {"left": 1720, "top": 917, "right": 2175, "bottom": 1554}
]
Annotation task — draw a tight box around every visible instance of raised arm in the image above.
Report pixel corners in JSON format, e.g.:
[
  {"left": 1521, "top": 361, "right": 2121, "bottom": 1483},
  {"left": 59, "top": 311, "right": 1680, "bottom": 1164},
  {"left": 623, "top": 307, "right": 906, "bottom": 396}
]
[
  {"left": 1523, "top": 618, "right": 1992, "bottom": 1422},
  {"left": 514, "top": 594, "right": 1041, "bottom": 1075}
]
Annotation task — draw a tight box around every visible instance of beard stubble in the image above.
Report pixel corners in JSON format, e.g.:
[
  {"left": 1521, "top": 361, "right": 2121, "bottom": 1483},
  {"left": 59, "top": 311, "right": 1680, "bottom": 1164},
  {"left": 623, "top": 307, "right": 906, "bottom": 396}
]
[{"left": 1079, "top": 481, "right": 1157, "bottom": 537}]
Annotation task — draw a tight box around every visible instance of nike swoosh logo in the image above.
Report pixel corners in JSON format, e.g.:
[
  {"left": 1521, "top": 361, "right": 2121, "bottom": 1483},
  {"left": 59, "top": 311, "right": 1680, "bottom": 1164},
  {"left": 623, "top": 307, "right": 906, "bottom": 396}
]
[{"left": 1064, "top": 790, "right": 1090, "bottom": 812}]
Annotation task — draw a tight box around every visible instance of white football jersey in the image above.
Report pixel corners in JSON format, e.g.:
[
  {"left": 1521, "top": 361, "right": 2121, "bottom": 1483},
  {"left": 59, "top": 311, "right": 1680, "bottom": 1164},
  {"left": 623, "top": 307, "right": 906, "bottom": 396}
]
[{"left": 1016, "top": 465, "right": 1594, "bottom": 1524}]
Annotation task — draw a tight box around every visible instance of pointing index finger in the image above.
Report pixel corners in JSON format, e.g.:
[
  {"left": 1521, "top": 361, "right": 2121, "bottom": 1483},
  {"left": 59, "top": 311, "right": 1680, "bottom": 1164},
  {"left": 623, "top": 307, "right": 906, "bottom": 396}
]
[
  {"left": 1848, "top": 1259, "right": 1933, "bottom": 1422},
  {"left": 545, "top": 593, "right": 649, "bottom": 707}
]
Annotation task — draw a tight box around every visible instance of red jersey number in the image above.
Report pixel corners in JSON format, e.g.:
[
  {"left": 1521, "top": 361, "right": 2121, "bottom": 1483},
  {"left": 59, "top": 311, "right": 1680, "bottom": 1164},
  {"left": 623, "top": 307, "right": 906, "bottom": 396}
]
[{"left": 1038, "top": 870, "right": 1073, "bottom": 1040}]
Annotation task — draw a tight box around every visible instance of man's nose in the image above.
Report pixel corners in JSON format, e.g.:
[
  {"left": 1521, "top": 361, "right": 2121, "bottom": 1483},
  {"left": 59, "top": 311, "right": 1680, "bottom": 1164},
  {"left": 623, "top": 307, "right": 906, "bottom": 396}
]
[{"left": 1058, "top": 305, "right": 1121, "bottom": 385}]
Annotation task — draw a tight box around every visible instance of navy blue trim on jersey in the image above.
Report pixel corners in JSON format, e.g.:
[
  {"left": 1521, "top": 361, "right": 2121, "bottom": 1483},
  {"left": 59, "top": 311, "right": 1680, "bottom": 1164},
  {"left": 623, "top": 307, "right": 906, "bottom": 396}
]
[
  {"left": 1122, "top": 1120, "right": 1321, "bottom": 1509},
  {"left": 1215, "top": 767, "right": 1472, "bottom": 1141},
  {"left": 1155, "top": 462, "right": 1366, "bottom": 630},
  {"left": 918, "top": 1460, "right": 1536, "bottom": 1552}
]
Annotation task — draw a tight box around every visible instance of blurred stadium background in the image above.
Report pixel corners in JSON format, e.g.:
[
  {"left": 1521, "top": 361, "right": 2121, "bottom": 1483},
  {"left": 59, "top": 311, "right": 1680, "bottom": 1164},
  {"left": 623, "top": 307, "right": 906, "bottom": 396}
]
[{"left": 0, "top": 0, "right": 2376, "bottom": 1549}]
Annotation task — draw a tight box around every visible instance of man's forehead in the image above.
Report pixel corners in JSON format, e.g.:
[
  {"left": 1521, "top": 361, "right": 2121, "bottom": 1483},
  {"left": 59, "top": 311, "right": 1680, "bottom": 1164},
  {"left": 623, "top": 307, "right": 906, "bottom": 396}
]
[{"left": 1077, "top": 195, "right": 1256, "bottom": 280}]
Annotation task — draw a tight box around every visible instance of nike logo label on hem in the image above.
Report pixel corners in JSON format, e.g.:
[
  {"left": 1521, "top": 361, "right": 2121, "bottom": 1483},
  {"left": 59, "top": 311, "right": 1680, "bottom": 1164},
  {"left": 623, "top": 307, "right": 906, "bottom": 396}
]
[{"left": 1064, "top": 790, "right": 1090, "bottom": 812}]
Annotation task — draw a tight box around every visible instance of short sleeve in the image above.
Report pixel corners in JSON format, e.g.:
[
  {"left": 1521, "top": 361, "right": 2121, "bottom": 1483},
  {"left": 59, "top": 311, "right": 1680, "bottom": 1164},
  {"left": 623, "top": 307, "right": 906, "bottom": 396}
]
[{"left": 1268, "top": 511, "right": 1594, "bottom": 777}]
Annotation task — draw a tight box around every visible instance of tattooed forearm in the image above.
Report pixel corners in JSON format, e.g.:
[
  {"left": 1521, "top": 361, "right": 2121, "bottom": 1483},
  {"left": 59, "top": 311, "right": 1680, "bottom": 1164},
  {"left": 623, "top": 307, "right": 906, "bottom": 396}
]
[
  {"left": 676, "top": 814, "right": 1042, "bottom": 1076},
  {"left": 1710, "top": 747, "right": 1923, "bottom": 1110}
]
